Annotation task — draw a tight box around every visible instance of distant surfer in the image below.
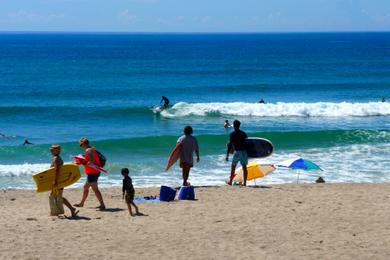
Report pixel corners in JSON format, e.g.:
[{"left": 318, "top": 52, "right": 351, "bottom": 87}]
[
  {"left": 224, "top": 120, "right": 232, "bottom": 129},
  {"left": 0, "top": 133, "right": 15, "bottom": 138},
  {"left": 381, "top": 97, "right": 386, "bottom": 102},
  {"left": 23, "top": 139, "right": 33, "bottom": 145},
  {"left": 177, "top": 126, "right": 200, "bottom": 186},
  {"left": 160, "top": 96, "right": 170, "bottom": 109},
  {"left": 49, "top": 144, "right": 79, "bottom": 217},
  {"left": 258, "top": 98, "right": 265, "bottom": 104},
  {"left": 226, "top": 120, "right": 248, "bottom": 186},
  {"left": 74, "top": 138, "right": 106, "bottom": 210}
]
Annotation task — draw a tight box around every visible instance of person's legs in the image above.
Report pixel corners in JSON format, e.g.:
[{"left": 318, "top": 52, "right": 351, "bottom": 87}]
[
  {"left": 227, "top": 163, "right": 237, "bottom": 185},
  {"left": 182, "top": 165, "right": 191, "bottom": 186},
  {"left": 242, "top": 165, "right": 248, "bottom": 186},
  {"left": 240, "top": 151, "right": 249, "bottom": 186},
  {"left": 130, "top": 202, "right": 139, "bottom": 214},
  {"left": 228, "top": 151, "right": 240, "bottom": 185},
  {"left": 63, "top": 197, "right": 79, "bottom": 216},
  {"left": 127, "top": 202, "right": 134, "bottom": 216},
  {"left": 74, "top": 182, "right": 91, "bottom": 207},
  {"left": 90, "top": 182, "right": 105, "bottom": 209}
]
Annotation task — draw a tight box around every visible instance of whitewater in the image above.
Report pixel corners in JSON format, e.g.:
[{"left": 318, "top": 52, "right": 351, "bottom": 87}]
[{"left": 162, "top": 101, "right": 390, "bottom": 118}]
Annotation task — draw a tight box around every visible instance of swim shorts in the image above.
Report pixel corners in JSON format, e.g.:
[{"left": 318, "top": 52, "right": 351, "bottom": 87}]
[
  {"left": 87, "top": 173, "right": 100, "bottom": 183},
  {"left": 232, "top": 151, "right": 248, "bottom": 166},
  {"left": 180, "top": 161, "right": 193, "bottom": 168},
  {"left": 125, "top": 191, "right": 135, "bottom": 203}
]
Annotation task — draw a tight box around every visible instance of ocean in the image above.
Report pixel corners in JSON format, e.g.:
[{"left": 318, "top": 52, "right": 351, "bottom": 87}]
[{"left": 1, "top": 32, "right": 390, "bottom": 189}]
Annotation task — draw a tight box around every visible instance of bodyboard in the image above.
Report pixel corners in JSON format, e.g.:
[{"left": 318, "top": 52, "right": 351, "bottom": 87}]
[{"left": 32, "top": 163, "right": 81, "bottom": 193}]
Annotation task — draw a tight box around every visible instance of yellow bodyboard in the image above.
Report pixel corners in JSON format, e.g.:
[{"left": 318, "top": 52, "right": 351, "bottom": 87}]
[{"left": 32, "top": 163, "right": 81, "bottom": 192}]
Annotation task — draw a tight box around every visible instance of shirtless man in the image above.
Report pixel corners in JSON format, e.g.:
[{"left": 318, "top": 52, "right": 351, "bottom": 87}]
[{"left": 226, "top": 120, "right": 249, "bottom": 186}]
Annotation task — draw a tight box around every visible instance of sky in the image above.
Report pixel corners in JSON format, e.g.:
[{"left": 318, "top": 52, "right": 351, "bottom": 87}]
[{"left": 0, "top": 0, "right": 389, "bottom": 32}]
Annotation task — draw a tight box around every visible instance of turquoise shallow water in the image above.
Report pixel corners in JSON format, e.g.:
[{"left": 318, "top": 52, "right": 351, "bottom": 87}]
[{"left": 1, "top": 32, "right": 390, "bottom": 188}]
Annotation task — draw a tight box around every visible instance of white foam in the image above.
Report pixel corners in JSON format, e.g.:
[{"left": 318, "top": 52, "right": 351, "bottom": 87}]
[
  {"left": 2, "top": 143, "right": 390, "bottom": 189},
  {"left": 0, "top": 163, "right": 49, "bottom": 177},
  {"left": 161, "top": 101, "right": 390, "bottom": 118}
]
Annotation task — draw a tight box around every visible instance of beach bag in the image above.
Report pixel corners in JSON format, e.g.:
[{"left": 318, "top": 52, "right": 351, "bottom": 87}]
[
  {"left": 49, "top": 190, "right": 64, "bottom": 216},
  {"left": 96, "top": 150, "right": 106, "bottom": 167},
  {"left": 178, "top": 186, "right": 195, "bottom": 200},
  {"left": 159, "top": 186, "right": 177, "bottom": 202}
]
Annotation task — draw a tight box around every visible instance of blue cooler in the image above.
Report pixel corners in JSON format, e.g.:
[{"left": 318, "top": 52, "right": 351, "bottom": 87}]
[
  {"left": 159, "top": 186, "right": 177, "bottom": 201},
  {"left": 178, "top": 186, "right": 195, "bottom": 200}
]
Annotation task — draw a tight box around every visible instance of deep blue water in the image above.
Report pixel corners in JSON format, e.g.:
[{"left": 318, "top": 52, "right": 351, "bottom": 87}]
[{"left": 1, "top": 32, "right": 390, "bottom": 188}]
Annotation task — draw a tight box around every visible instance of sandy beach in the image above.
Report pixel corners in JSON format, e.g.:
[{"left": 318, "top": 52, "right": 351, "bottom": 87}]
[{"left": 1, "top": 183, "right": 389, "bottom": 259}]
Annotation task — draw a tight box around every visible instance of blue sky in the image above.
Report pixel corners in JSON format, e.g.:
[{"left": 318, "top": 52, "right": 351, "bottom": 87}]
[{"left": 0, "top": 0, "right": 389, "bottom": 32}]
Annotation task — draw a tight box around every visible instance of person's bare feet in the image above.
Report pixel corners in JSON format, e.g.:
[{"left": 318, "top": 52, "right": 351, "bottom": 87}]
[
  {"left": 96, "top": 205, "right": 106, "bottom": 210},
  {"left": 73, "top": 203, "right": 84, "bottom": 207},
  {"left": 71, "top": 209, "right": 79, "bottom": 217}
]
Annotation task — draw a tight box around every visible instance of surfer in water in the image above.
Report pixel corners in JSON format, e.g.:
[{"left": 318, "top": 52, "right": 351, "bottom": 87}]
[
  {"left": 224, "top": 120, "right": 232, "bottom": 129},
  {"left": 160, "top": 96, "right": 170, "bottom": 109},
  {"left": 258, "top": 98, "right": 265, "bottom": 104},
  {"left": 23, "top": 139, "right": 33, "bottom": 145},
  {"left": 226, "top": 120, "right": 248, "bottom": 186}
]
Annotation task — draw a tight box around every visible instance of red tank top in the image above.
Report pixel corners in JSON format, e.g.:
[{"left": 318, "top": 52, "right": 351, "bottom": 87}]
[{"left": 84, "top": 147, "right": 100, "bottom": 175}]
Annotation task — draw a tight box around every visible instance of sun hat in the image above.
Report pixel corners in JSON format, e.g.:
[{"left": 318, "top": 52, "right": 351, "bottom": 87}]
[{"left": 79, "top": 137, "right": 89, "bottom": 146}]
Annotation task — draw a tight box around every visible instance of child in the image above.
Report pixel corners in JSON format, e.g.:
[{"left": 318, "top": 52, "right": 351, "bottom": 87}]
[
  {"left": 121, "top": 168, "right": 140, "bottom": 217},
  {"left": 50, "top": 144, "right": 79, "bottom": 217}
]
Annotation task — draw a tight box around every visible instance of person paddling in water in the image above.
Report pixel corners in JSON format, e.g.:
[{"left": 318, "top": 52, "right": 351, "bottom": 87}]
[
  {"left": 160, "top": 96, "right": 170, "bottom": 109},
  {"left": 23, "top": 139, "right": 33, "bottom": 145},
  {"left": 74, "top": 138, "right": 106, "bottom": 210}
]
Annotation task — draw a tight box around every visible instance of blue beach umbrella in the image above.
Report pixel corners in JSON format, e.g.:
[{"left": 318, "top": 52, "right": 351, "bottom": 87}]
[{"left": 277, "top": 157, "right": 322, "bottom": 183}]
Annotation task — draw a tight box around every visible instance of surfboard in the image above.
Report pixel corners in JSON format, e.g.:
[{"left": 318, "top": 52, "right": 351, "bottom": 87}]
[
  {"left": 152, "top": 105, "right": 164, "bottom": 114},
  {"left": 245, "top": 138, "right": 274, "bottom": 158},
  {"left": 32, "top": 163, "right": 81, "bottom": 193},
  {"left": 165, "top": 143, "right": 182, "bottom": 171}
]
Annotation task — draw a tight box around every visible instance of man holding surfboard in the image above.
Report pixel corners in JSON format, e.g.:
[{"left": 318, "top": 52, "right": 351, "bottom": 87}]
[
  {"left": 177, "top": 126, "right": 200, "bottom": 186},
  {"left": 226, "top": 120, "right": 249, "bottom": 186}
]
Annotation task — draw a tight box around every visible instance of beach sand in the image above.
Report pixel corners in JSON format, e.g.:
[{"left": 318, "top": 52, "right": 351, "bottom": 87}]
[{"left": 1, "top": 183, "right": 390, "bottom": 259}]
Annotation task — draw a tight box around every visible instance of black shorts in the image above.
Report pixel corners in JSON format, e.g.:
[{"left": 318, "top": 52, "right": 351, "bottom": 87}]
[
  {"left": 125, "top": 191, "right": 135, "bottom": 203},
  {"left": 87, "top": 173, "right": 100, "bottom": 183}
]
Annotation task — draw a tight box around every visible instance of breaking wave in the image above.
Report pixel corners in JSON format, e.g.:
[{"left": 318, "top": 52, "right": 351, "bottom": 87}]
[{"left": 161, "top": 101, "right": 390, "bottom": 118}]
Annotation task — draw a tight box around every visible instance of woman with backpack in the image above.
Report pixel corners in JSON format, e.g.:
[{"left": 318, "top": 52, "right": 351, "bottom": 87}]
[{"left": 74, "top": 137, "right": 106, "bottom": 210}]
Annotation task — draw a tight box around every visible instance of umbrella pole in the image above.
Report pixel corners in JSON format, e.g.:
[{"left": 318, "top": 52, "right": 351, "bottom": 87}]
[{"left": 296, "top": 170, "right": 300, "bottom": 184}]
